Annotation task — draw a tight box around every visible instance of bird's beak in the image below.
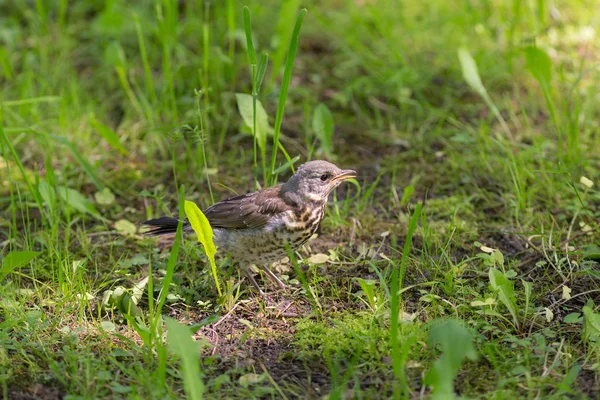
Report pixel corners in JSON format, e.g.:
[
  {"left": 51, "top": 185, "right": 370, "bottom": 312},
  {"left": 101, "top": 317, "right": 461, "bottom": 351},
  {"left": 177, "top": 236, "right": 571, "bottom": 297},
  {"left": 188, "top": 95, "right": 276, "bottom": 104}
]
[{"left": 333, "top": 169, "right": 356, "bottom": 182}]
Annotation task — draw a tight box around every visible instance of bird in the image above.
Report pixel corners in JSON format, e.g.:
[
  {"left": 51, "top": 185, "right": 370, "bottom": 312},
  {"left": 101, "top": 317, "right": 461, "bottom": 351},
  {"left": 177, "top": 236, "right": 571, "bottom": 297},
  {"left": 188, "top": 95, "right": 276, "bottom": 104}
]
[{"left": 142, "top": 160, "right": 356, "bottom": 295}]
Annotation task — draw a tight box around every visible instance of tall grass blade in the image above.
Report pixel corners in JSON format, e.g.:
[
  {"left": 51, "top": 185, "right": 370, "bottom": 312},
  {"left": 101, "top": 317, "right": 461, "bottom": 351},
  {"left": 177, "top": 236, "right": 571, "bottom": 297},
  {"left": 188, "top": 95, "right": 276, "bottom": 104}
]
[
  {"left": 457, "top": 48, "right": 513, "bottom": 142},
  {"left": 524, "top": 46, "right": 565, "bottom": 158},
  {"left": 390, "top": 202, "right": 422, "bottom": 397},
  {"left": 269, "top": 9, "right": 307, "bottom": 185},
  {"left": 256, "top": 52, "right": 269, "bottom": 94},
  {"left": 49, "top": 134, "right": 105, "bottom": 190},
  {"left": 0, "top": 126, "right": 45, "bottom": 211},
  {"left": 269, "top": 0, "right": 301, "bottom": 84},
  {"left": 165, "top": 317, "right": 206, "bottom": 400},
  {"left": 155, "top": 186, "right": 185, "bottom": 318},
  {"left": 243, "top": 7, "right": 256, "bottom": 65},
  {"left": 90, "top": 117, "right": 128, "bottom": 155},
  {"left": 134, "top": 13, "right": 157, "bottom": 105},
  {"left": 243, "top": 6, "right": 260, "bottom": 187}
]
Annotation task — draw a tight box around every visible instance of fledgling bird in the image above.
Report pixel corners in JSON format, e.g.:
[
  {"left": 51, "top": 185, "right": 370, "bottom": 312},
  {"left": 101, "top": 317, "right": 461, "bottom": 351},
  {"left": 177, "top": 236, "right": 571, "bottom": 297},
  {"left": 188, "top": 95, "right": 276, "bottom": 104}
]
[{"left": 142, "top": 160, "right": 356, "bottom": 294}]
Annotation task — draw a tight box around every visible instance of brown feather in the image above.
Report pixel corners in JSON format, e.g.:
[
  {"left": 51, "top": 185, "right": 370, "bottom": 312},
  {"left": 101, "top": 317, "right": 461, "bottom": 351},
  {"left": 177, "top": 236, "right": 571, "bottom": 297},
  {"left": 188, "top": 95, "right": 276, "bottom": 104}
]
[{"left": 204, "top": 185, "right": 295, "bottom": 229}]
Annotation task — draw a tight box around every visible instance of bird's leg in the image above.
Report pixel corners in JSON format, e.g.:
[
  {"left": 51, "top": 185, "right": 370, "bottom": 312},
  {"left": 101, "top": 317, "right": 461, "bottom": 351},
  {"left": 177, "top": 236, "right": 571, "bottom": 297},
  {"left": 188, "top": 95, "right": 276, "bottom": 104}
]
[
  {"left": 243, "top": 268, "right": 265, "bottom": 296},
  {"left": 259, "top": 265, "right": 287, "bottom": 290}
]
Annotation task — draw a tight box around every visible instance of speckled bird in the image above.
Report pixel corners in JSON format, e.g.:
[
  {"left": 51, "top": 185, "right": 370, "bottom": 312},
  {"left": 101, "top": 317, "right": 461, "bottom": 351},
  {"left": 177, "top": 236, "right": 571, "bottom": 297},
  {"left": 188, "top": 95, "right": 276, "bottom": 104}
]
[{"left": 142, "top": 160, "right": 356, "bottom": 294}]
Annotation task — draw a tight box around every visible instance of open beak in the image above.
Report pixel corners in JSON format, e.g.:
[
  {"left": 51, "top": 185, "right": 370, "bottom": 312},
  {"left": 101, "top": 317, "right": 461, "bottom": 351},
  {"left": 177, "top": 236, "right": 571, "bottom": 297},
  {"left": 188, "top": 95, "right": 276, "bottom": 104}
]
[{"left": 332, "top": 169, "right": 356, "bottom": 182}]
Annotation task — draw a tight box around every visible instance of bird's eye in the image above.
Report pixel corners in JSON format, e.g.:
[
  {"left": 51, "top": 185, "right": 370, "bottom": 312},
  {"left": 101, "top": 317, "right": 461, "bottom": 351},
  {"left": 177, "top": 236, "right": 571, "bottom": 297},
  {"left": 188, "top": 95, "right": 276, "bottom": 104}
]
[{"left": 320, "top": 174, "right": 329, "bottom": 181}]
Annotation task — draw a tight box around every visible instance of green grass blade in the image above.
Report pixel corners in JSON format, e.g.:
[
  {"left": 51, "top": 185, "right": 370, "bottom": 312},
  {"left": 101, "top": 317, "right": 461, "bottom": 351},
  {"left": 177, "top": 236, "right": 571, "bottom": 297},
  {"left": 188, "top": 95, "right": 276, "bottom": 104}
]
[
  {"left": 0, "top": 126, "right": 45, "bottom": 211},
  {"left": 243, "top": 6, "right": 256, "bottom": 65},
  {"left": 165, "top": 317, "right": 206, "bottom": 400},
  {"left": 155, "top": 186, "right": 185, "bottom": 318},
  {"left": 268, "top": 0, "right": 301, "bottom": 85},
  {"left": 90, "top": 117, "right": 128, "bottom": 155},
  {"left": 48, "top": 133, "right": 104, "bottom": 190},
  {"left": 256, "top": 52, "right": 269, "bottom": 95},
  {"left": 269, "top": 9, "right": 307, "bottom": 185},
  {"left": 390, "top": 202, "right": 422, "bottom": 396},
  {"left": 133, "top": 13, "right": 157, "bottom": 105},
  {"left": 457, "top": 48, "right": 513, "bottom": 142}
]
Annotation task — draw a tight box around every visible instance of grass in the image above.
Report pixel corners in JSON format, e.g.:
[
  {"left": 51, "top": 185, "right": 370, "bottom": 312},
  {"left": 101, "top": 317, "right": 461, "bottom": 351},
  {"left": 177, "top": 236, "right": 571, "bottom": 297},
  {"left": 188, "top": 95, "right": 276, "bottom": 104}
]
[{"left": 1, "top": 0, "right": 600, "bottom": 398}]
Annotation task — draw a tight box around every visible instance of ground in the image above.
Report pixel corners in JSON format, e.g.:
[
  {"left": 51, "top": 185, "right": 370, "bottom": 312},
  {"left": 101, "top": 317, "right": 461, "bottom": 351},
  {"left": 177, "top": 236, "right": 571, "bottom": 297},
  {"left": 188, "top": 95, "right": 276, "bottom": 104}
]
[{"left": 1, "top": 0, "right": 600, "bottom": 399}]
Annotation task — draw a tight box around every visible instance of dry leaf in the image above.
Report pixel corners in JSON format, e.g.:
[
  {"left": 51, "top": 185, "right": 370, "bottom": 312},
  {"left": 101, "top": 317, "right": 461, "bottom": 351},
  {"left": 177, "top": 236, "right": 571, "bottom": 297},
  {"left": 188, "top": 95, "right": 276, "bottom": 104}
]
[
  {"left": 562, "top": 285, "right": 572, "bottom": 300},
  {"left": 308, "top": 253, "right": 329, "bottom": 264}
]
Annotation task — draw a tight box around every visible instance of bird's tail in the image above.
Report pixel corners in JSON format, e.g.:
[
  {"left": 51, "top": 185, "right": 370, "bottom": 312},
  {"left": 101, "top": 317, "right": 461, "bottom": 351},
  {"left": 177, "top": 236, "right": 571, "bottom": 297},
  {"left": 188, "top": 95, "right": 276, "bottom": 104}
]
[{"left": 141, "top": 217, "right": 190, "bottom": 236}]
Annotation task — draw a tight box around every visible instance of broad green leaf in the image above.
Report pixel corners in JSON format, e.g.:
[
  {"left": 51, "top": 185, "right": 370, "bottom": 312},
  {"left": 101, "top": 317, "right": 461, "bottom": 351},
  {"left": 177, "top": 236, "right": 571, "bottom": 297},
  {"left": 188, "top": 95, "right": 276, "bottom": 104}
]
[
  {"left": 57, "top": 186, "right": 107, "bottom": 221},
  {"left": 525, "top": 46, "right": 552, "bottom": 89},
  {"left": 239, "top": 373, "right": 266, "bottom": 388},
  {"left": 312, "top": 103, "right": 334, "bottom": 155},
  {"left": 470, "top": 298, "right": 496, "bottom": 307},
  {"left": 165, "top": 317, "right": 206, "bottom": 400},
  {"left": 1, "top": 251, "right": 41, "bottom": 280},
  {"left": 38, "top": 181, "right": 55, "bottom": 208},
  {"left": 187, "top": 314, "right": 220, "bottom": 333},
  {"left": 490, "top": 250, "right": 505, "bottom": 268},
  {"left": 356, "top": 278, "right": 377, "bottom": 310},
  {"left": 564, "top": 312, "right": 583, "bottom": 324},
  {"left": 235, "top": 93, "right": 271, "bottom": 152},
  {"left": 104, "top": 286, "right": 144, "bottom": 318},
  {"left": 114, "top": 219, "right": 137, "bottom": 236},
  {"left": 424, "top": 319, "right": 477, "bottom": 399},
  {"left": 582, "top": 245, "right": 600, "bottom": 261},
  {"left": 100, "top": 320, "right": 116, "bottom": 332},
  {"left": 95, "top": 187, "right": 116, "bottom": 205},
  {"left": 489, "top": 267, "right": 519, "bottom": 329},
  {"left": 400, "top": 185, "right": 414, "bottom": 207},
  {"left": 103, "top": 41, "right": 127, "bottom": 68},
  {"left": 582, "top": 305, "right": 600, "bottom": 345},
  {"left": 504, "top": 269, "right": 517, "bottom": 278},
  {"left": 184, "top": 200, "right": 222, "bottom": 295},
  {"left": 90, "top": 118, "right": 128, "bottom": 155}
]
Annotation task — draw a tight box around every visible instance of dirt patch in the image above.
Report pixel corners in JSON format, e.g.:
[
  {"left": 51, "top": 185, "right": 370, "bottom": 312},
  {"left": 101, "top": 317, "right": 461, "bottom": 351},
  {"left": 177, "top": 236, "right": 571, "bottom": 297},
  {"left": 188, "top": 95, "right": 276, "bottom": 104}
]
[
  {"left": 576, "top": 366, "right": 600, "bottom": 398},
  {"left": 7, "top": 384, "right": 64, "bottom": 400},
  {"left": 177, "top": 295, "right": 335, "bottom": 394}
]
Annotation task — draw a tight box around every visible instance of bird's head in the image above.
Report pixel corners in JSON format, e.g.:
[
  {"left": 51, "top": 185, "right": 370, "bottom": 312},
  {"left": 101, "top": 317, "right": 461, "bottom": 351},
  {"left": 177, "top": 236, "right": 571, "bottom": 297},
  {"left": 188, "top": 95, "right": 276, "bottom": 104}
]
[{"left": 282, "top": 160, "right": 356, "bottom": 204}]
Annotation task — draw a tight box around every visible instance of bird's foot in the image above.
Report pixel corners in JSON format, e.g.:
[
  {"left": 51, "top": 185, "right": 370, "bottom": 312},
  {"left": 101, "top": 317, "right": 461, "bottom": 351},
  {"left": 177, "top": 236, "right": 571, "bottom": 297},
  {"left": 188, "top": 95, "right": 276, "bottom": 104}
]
[
  {"left": 243, "top": 269, "right": 266, "bottom": 296},
  {"left": 259, "top": 265, "right": 288, "bottom": 291}
]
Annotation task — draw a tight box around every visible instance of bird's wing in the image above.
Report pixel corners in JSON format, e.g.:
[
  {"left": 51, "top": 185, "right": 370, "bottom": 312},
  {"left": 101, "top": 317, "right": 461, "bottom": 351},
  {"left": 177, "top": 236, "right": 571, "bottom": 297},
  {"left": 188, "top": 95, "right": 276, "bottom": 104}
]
[{"left": 203, "top": 185, "right": 294, "bottom": 229}]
